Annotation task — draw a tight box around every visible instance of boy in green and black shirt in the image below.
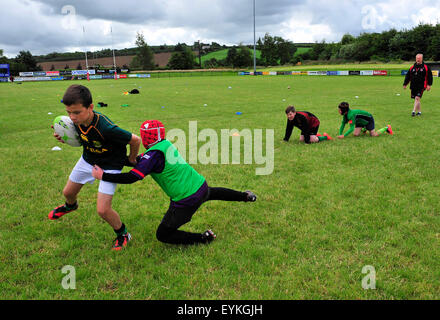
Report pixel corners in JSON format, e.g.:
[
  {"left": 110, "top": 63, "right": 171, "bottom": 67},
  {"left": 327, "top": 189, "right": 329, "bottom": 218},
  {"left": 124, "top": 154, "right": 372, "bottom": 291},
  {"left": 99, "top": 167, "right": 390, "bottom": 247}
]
[
  {"left": 49, "top": 85, "right": 141, "bottom": 251},
  {"left": 337, "top": 102, "right": 393, "bottom": 139}
]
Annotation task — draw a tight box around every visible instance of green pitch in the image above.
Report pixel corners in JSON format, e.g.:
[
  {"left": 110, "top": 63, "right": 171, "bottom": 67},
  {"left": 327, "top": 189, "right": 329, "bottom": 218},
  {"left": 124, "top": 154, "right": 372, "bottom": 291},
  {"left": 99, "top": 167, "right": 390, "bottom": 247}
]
[
  {"left": 201, "top": 49, "right": 261, "bottom": 64},
  {"left": 0, "top": 74, "right": 439, "bottom": 299}
]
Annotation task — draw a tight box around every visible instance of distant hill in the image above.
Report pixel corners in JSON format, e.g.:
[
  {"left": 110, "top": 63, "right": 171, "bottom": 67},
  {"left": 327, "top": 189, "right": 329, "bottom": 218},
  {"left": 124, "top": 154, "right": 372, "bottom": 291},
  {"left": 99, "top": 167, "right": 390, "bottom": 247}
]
[
  {"left": 294, "top": 43, "right": 315, "bottom": 47},
  {"left": 37, "top": 52, "right": 174, "bottom": 70},
  {"left": 35, "top": 45, "right": 175, "bottom": 63},
  {"left": 295, "top": 47, "right": 312, "bottom": 55},
  {"left": 36, "top": 43, "right": 312, "bottom": 63},
  {"left": 201, "top": 49, "right": 260, "bottom": 63},
  {"left": 201, "top": 46, "right": 311, "bottom": 63},
  {"left": 35, "top": 44, "right": 313, "bottom": 70}
]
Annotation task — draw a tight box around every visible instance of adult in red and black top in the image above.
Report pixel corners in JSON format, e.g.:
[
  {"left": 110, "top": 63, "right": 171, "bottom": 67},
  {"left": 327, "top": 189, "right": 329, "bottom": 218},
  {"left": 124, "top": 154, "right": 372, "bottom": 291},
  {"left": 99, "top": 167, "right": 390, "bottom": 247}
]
[
  {"left": 283, "top": 106, "right": 331, "bottom": 144},
  {"left": 403, "top": 53, "right": 433, "bottom": 117}
]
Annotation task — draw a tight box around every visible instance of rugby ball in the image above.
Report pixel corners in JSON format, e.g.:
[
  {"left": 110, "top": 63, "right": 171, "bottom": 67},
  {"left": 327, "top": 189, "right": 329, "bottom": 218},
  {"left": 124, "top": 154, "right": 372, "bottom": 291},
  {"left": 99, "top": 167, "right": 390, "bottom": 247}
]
[{"left": 53, "top": 115, "right": 81, "bottom": 147}]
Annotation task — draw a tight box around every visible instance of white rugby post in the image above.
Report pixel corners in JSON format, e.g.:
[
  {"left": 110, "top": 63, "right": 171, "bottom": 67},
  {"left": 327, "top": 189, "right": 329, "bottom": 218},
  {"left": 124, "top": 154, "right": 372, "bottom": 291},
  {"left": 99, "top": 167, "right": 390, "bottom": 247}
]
[
  {"left": 253, "top": 0, "right": 257, "bottom": 75},
  {"left": 111, "top": 26, "right": 117, "bottom": 80},
  {"left": 83, "top": 26, "right": 90, "bottom": 81}
]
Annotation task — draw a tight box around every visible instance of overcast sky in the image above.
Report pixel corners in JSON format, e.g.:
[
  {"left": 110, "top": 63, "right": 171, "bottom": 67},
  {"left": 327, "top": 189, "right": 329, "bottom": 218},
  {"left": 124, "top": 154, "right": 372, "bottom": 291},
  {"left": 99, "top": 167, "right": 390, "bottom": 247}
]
[{"left": 1, "top": 0, "right": 440, "bottom": 58}]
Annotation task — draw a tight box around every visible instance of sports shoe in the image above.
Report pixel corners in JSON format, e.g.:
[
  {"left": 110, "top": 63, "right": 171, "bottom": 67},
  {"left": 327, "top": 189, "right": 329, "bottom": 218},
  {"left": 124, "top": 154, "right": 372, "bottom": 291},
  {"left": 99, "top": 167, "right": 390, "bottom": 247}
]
[
  {"left": 417, "top": 112, "right": 422, "bottom": 116},
  {"left": 112, "top": 232, "right": 132, "bottom": 251},
  {"left": 201, "top": 229, "right": 216, "bottom": 243},
  {"left": 48, "top": 202, "right": 78, "bottom": 220},
  {"left": 323, "top": 132, "right": 333, "bottom": 140},
  {"left": 387, "top": 125, "right": 394, "bottom": 135},
  {"left": 245, "top": 190, "right": 257, "bottom": 202},
  {"left": 412, "top": 111, "right": 416, "bottom": 117}
]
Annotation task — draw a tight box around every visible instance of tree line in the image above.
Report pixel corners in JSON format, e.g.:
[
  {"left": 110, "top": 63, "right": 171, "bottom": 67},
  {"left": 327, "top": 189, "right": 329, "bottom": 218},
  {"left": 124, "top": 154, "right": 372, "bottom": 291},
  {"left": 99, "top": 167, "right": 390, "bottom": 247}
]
[
  {"left": 0, "top": 50, "right": 42, "bottom": 75},
  {"left": 297, "top": 23, "right": 440, "bottom": 63},
  {"left": 1, "top": 23, "right": 439, "bottom": 75},
  {"left": 206, "top": 23, "right": 440, "bottom": 67},
  {"left": 202, "top": 34, "right": 298, "bottom": 69}
]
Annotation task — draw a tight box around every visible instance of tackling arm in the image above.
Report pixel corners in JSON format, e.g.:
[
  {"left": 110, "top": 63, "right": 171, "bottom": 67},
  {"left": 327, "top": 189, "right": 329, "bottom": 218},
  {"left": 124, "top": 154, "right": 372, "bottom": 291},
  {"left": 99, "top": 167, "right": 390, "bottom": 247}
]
[{"left": 92, "top": 165, "right": 141, "bottom": 184}]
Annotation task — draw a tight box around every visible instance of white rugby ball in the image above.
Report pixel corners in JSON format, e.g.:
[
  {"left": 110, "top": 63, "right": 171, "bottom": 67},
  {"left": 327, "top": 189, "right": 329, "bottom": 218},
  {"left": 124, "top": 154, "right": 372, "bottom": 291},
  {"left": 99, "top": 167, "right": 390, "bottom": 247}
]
[{"left": 53, "top": 115, "right": 81, "bottom": 147}]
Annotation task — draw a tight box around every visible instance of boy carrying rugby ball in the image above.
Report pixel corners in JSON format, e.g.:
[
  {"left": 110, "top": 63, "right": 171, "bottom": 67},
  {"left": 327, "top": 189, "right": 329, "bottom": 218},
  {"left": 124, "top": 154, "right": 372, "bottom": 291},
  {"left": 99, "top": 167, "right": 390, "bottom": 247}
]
[{"left": 50, "top": 84, "right": 141, "bottom": 251}]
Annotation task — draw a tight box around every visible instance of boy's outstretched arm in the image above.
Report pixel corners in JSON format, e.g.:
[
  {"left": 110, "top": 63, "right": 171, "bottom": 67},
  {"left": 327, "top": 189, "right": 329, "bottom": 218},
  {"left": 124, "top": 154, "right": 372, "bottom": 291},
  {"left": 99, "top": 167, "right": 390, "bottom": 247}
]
[
  {"left": 93, "top": 150, "right": 164, "bottom": 184},
  {"left": 343, "top": 122, "right": 355, "bottom": 137},
  {"left": 93, "top": 165, "right": 141, "bottom": 184},
  {"left": 283, "top": 120, "right": 294, "bottom": 142},
  {"left": 338, "top": 120, "right": 346, "bottom": 139}
]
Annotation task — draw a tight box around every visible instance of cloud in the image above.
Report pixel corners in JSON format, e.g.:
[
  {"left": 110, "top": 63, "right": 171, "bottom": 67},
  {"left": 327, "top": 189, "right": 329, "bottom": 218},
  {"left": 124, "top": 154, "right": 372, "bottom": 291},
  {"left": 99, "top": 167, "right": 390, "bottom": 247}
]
[
  {"left": 305, "top": 0, "right": 440, "bottom": 37},
  {"left": 33, "top": 0, "right": 305, "bottom": 27},
  {"left": 1, "top": 0, "right": 439, "bottom": 57},
  {"left": 280, "top": 13, "right": 333, "bottom": 43}
]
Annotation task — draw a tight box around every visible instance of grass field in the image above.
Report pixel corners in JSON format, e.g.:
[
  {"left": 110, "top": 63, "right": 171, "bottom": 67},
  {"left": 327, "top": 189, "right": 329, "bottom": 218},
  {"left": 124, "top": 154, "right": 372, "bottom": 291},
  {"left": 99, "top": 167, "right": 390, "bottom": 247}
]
[
  {"left": 294, "top": 47, "right": 312, "bottom": 56},
  {"left": 0, "top": 72, "right": 439, "bottom": 299},
  {"left": 201, "top": 49, "right": 261, "bottom": 64},
  {"left": 201, "top": 47, "right": 310, "bottom": 64}
]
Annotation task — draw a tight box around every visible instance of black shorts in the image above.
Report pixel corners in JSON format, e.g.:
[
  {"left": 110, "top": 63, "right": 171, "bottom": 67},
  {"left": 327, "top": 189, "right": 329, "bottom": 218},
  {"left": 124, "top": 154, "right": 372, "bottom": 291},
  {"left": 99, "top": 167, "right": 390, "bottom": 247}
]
[
  {"left": 160, "top": 189, "right": 209, "bottom": 229},
  {"left": 356, "top": 117, "right": 375, "bottom": 131},
  {"left": 160, "top": 204, "right": 198, "bottom": 230},
  {"left": 310, "top": 125, "right": 319, "bottom": 136},
  {"left": 301, "top": 125, "right": 319, "bottom": 136},
  {"left": 411, "top": 88, "right": 425, "bottom": 99},
  {"left": 160, "top": 185, "right": 246, "bottom": 229}
]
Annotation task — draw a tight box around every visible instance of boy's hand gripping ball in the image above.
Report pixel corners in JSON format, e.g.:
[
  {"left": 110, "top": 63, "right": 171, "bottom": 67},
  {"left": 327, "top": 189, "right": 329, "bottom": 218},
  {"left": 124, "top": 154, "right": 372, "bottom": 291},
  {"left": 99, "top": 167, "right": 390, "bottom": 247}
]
[{"left": 52, "top": 116, "right": 81, "bottom": 147}]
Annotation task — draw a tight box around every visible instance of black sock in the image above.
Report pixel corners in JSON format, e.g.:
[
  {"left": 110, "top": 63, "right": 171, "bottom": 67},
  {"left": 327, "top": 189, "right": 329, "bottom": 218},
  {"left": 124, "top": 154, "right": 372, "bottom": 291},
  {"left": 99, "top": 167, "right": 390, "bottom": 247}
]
[
  {"left": 207, "top": 187, "right": 248, "bottom": 202},
  {"left": 65, "top": 201, "right": 77, "bottom": 209},
  {"left": 156, "top": 224, "right": 204, "bottom": 245},
  {"left": 114, "top": 223, "right": 127, "bottom": 236}
]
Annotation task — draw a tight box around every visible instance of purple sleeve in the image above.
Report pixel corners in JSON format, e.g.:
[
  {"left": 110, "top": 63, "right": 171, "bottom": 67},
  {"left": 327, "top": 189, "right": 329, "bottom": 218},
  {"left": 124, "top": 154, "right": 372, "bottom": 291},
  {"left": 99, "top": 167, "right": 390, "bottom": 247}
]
[{"left": 130, "top": 150, "right": 165, "bottom": 179}]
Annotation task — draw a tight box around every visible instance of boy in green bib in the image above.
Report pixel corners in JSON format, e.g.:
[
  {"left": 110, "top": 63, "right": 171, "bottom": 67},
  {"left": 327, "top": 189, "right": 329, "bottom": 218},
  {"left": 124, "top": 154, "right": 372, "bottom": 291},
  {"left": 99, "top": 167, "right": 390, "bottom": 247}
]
[
  {"left": 92, "top": 120, "right": 257, "bottom": 246},
  {"left": 337, "top": 102, "right": 393, "bottom": 139}
]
